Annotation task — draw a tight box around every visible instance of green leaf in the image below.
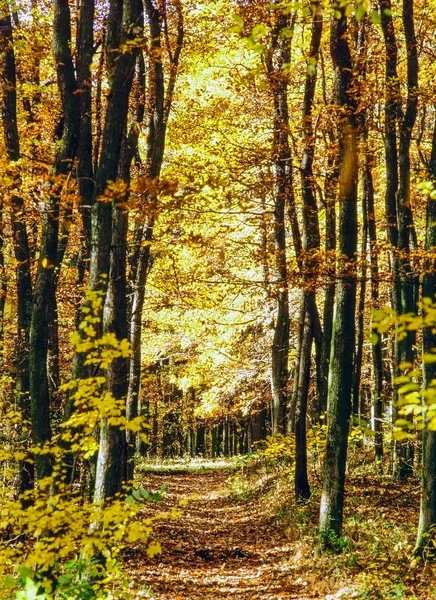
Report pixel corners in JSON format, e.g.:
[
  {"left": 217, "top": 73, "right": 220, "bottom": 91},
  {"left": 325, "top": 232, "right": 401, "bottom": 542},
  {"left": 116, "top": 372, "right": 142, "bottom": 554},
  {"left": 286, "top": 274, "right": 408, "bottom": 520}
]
[
  {"left": 132, "top": 488, "right": 141, "bottom": 501},
  {"left": 355, "top": 5, "right": 366, "bottom": 21},
  {"left": 4, "top": 576, "right": 16, "bottom": 587},
  {"left": 393, "top": 429, "right": 416, "bottom": 441},
  {"left": 395, "top": 418, "right": 415, "bottom": 429},
  {"left": 229, "top": 14, "right": 244, "bottom": 34},
  {"left": 57, "top": 574, "right": 72, "bottom": 586},
  {"left": 17, "top": 567, "right": 33, "bottom": 583},
  {"left": 370, "top": 10, "right": 381, "bottom": 24},
  {"left": 252, "top": 24, "right": 268, "bottom": 40},
  {"left": 140, "top": 486, "right": 150, "bottom": 499},
  {"left": 369, "top": 332, "right": 379, "bottom": 345},
  {"left": 423, "top": 353, "right": 436, "bottom": 364}
]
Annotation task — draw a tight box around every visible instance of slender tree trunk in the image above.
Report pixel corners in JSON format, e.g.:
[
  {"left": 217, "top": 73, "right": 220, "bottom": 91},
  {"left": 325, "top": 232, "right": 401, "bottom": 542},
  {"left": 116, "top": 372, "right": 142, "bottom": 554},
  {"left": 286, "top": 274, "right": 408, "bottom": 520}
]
[
  {"left": 266, "top": 8, "right": 294, "bottom": 434},
  {"left": 126, "top": 0, "right": 183, "bottom": 478},
  {"left": 0, "top": 11, "right": 34, "bottom": 494},
  {"left": 94, "top": 203, "right": 129, "bottom": 498},
  {"left": 319, "top": 6, "right": 358, "bottom": 544},
  {"left": 319, "top": 146, "right": 337, "bottom": 418},
  {"left": 29, "top": 0, "right": 79, "bottom": 480},
  {"left": 365, "top": 145, "right": 384, "bottom": 465},
  {"left": 294, "top": 295, "right": 313, "bottom": 500},
  {"left": 352, "top": 207, "right": 367, "bottom": 418},
  {"left": 414, "top": 113, "right": 436, "bottom": 559},
  {"left": 380, "top": 0, "right": 418, "bottom": 480},
  {"left": 92, "top": 0, "right": 143, "bottom": 502},
  {"left": 76, "top": 0, "right": 95, "bottom": 252},
  {"left": 293, "top": 1, "right": 322, "bottom": 500}
]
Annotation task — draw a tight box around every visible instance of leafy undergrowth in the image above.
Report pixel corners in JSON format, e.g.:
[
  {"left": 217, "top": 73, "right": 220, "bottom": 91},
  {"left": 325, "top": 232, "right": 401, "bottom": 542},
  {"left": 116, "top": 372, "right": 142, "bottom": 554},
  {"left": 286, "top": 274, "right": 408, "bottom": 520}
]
[{"left": 122, "top": 458, "right": 436, "bottom": 600}]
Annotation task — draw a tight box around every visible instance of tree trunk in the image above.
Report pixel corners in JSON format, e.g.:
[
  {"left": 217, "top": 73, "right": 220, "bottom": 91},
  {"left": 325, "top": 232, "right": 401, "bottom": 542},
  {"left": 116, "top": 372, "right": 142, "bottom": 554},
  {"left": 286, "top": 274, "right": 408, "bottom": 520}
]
[
  {"left": 0, "top": 11, "right": 34, "bottom": 494},
  {"left": 29, "top": 0, "right": 79, "bottom": 480},
  {"left": 126, "top": 0, "right": 183, "bottom": 476},
  {"left": 92, "top": 0, "right": 143, "bottom": 502},
  {"left": 294, "top": 295, "right": 313, "bottom": 501},
  {"left": 365, "top": 145, "right": 384, "bottom": 466},
  {"left": 319, "top": 6, "right": 358, "bottom": 545},
  {"left": 266, "top": 8, "right": 294, "bottom": 434},
  {"left": 352, "top": 205, "right": 367, "bottom": 418},
  {"left": 380, "top": 0, "right": 418, "bottom": 481},
  {"left": 293, "top": 1, "right": 322, "bottom": 501},
  {"left": 319, "top": 151, "right": 337, "bottom": 418},
  {"left": 414, "top": 110, "right": 436, "bottom": 559}
]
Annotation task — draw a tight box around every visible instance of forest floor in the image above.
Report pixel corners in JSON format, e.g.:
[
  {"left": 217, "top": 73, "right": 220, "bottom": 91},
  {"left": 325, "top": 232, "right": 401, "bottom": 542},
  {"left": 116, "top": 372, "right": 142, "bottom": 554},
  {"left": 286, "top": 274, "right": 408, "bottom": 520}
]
[{"left": 122, "top": 461, "right": 436, "bottom": 600}]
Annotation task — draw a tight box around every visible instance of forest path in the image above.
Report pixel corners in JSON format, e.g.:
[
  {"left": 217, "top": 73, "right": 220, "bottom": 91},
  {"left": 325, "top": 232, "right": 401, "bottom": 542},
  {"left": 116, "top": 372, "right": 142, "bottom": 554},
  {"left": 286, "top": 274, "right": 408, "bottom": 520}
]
[{"left": 124, "top": 470, "right": 311, "bottom": 600}]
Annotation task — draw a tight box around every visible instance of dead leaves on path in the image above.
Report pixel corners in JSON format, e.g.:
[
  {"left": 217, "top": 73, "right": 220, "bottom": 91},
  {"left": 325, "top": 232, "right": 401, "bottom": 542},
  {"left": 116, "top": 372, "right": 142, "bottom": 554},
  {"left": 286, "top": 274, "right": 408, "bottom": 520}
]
[
  {"left": 123, "top": 471, "right": 305, "bottom": 599},
  {"left": 121, "top": 471, "right": 435, "bottom": 600}
]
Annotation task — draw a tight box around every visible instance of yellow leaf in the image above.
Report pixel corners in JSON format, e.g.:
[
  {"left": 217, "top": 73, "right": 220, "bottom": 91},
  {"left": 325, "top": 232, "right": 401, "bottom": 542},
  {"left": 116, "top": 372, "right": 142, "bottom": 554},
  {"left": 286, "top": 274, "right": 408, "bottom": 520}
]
[{"left": 147, "top": 541, "right": 161, "bottom": 558}]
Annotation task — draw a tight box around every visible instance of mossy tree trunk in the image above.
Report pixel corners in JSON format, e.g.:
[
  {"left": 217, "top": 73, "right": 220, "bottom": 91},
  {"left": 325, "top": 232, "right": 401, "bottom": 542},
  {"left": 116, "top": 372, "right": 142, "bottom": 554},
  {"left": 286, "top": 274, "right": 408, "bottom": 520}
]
[
  {"left": 319, "top": 5, "right": 358, "bottom": 545},
  {"left": 414, "top": 111, "right": 436, "bottom": 559}
]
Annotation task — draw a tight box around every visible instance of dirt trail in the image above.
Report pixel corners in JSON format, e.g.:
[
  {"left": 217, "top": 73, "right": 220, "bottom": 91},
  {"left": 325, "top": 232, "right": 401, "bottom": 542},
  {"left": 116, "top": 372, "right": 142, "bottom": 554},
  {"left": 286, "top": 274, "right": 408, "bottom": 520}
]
[{"left": 124, "top": 471, "right": 309, "bottom": 600}]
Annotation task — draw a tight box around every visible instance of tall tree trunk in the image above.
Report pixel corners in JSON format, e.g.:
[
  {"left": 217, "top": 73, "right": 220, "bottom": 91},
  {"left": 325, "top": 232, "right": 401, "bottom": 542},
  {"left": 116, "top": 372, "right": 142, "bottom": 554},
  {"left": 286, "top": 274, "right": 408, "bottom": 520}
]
[
  {"left": 126, "top": 0, "right": 183, "bottom": 479},
  {"left": 414, "top": 113, "right": 436, "bottom": 559},
  {"left": 380, "top": 0, "right": 418, "bottom": 480},
  {"left": 319, "top": 149, "right": 337, "bottom": 419},
  {"left": 395, "top": 0, "right": 418, "bottom": 480},
  {"left": 29, "top": 0, "right": 79, "bottom": 480},
  {"left": 352, "top": 206, "right": 367, "bottom": 418},
  {"left": 0, "top": 10, "right": 34, "bottom": 494},
  {"left": 365, "top": 145, "right": 384, "bottom": 466},
  {"left": 76, "top": 0, "right": 95, "bottom": 252},
  {"left": 266, "top": 7, "right": 294, "bottom": 434},
  {"left": 92, "top": 0, "right": 143, "bottom": 502},
  {"left": 319, "top": 6, "right": 358, "bottom": 544},
  {"left": 294, "top": 1, "right": 322, "bottom": 501}
]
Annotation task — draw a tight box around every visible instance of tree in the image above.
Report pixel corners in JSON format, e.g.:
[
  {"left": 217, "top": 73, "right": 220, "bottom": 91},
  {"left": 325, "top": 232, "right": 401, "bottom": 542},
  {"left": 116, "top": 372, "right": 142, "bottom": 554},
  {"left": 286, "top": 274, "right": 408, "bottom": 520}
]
[
  {"left": 319, "top": 3, "right": 358, "bottom": 544},
  {"left": 293, "top": 0, "right": 323, "bottom": 502},
  {"left": 265, "top": 4, "right": 293, "bottom": 435},
  {"left": 415, "top": 105, "right": 436, "bottom": 559},
  {"left": 0, "top": 8, "right": 34, "bottom": 494},
  {"left": 126, "top": 0, "right": 184, "bottom": 479},
  {"left": 90, "top": 0, "right": 143, "bottom": 501}
]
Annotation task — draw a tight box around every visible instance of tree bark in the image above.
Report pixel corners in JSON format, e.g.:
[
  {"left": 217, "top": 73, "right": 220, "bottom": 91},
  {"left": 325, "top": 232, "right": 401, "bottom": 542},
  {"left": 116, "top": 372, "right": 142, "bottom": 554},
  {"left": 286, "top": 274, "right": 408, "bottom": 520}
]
[
  {"left": 319, "top": 6, "right": 358, "bottom": 545},
  {"left": 414, "top": 111, "right": 436, "bottom": 559},
  {"left": 0, "top": 11, "right": 34, "bottom": 494},
  {"left": 92, "top": 0, "right": 143, "bottom": 502},
  {"left": 294, "top": 1, "right": 322, "bottom": 501},
  {"left": 29, "top": 0, "right": 79, "bottom": 481},
  {"left": 126, "top": 0, "right": 183, "bottom": 478},
  {"left": 266, "top": 7, "right": 294, "bottom": 434}
]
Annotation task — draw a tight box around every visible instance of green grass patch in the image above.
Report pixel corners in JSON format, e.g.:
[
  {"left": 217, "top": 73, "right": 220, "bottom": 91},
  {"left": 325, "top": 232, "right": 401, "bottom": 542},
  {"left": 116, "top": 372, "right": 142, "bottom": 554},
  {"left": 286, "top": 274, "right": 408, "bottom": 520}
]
[{"left": 136, "top": 456, "right": 239, "bottom": 475}]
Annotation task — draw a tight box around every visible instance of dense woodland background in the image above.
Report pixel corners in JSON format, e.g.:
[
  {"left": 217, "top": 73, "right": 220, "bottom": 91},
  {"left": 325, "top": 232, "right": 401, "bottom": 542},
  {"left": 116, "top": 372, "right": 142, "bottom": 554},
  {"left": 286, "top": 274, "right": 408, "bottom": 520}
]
[{"left": 1, "top": 0, "right": 436, "bottom": 597}]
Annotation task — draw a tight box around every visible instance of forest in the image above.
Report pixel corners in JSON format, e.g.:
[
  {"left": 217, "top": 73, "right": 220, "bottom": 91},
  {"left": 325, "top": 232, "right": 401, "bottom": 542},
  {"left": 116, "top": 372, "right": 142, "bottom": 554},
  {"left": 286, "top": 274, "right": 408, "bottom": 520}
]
[{"left": 1, "top": 0, "right": 436, "bottom": 598}]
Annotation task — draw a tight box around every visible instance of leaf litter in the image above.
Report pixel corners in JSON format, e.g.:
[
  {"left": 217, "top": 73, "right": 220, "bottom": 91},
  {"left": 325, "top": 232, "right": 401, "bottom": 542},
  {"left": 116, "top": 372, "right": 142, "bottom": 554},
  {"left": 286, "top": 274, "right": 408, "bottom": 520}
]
[{"left": 121, "top": 470, "right": 436, "bottom": 599}]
